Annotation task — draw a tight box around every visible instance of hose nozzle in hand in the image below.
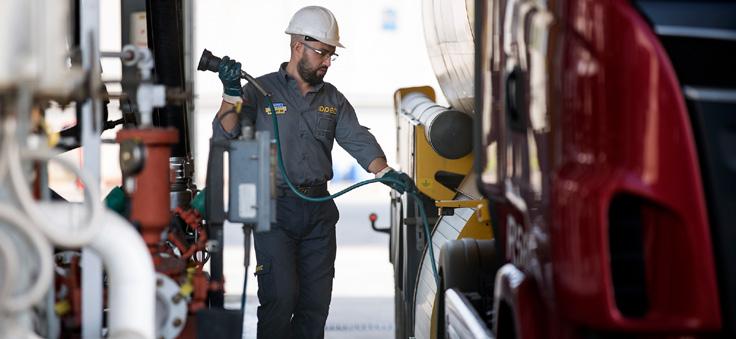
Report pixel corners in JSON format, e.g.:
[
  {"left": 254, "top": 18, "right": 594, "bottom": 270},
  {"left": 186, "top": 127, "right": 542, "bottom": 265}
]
[{"left": 197, "top": 49, "right": 270, "bottom": 97}]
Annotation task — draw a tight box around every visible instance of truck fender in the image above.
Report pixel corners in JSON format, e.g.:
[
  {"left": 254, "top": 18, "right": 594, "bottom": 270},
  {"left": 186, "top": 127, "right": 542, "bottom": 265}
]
[{"left": 493, "top": 264, "right": 546, "bottom": 339}]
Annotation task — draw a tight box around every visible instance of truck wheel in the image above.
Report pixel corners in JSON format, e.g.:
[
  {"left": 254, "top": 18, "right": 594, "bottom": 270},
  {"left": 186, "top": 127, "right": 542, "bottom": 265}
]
[{"left": 436, "top": 238, "right": 499, "bottom": 338}]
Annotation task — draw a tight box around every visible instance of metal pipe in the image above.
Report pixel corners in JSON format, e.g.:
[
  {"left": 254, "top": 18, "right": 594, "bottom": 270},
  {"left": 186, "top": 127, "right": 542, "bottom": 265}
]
[
  {"left": 116, "top": 128, "right": 178, "bottom": 248},
  {"left": 79, "top": 0, "right": 103, "bottom": 336},
  {"left": 400, "top": 92, "right": 473, "bottom": 159}
]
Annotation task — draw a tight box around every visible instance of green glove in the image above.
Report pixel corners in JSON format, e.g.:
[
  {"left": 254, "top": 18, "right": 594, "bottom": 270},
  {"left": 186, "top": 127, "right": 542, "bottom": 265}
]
[
  {"left": 218, "top": 56, "right": 242, "bottom": 97},
  {"left": 380, "top": 168, "right": 415, "bottom": 194}
]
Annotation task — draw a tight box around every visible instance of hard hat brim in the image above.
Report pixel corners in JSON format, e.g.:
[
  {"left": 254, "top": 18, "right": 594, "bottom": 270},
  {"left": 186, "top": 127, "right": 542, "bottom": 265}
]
[{"left": 285, "top": 30, "right": 345, "bottom": 49}]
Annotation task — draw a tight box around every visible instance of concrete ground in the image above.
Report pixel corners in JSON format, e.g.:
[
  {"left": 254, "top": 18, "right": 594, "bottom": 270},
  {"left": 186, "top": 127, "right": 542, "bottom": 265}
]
[{"left": 222, "top": 182, "right": 396, "bottom": 339}]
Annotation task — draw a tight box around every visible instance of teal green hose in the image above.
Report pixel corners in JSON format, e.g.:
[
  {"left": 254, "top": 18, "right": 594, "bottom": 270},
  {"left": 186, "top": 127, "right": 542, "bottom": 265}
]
[{"left": 265, "top": 96, "right": 439, "bottom": 287}]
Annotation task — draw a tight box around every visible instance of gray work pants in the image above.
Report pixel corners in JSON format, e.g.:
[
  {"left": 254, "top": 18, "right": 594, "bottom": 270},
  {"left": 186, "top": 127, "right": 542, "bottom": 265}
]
[{"left": 253, "top": 195, "right": 339, "bottom": 339}]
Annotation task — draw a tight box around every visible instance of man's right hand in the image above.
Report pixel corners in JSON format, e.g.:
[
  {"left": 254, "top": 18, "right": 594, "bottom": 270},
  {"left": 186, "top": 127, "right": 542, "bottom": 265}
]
[{"left": 218, "top": 56, "right": 242, "bottom": 97}]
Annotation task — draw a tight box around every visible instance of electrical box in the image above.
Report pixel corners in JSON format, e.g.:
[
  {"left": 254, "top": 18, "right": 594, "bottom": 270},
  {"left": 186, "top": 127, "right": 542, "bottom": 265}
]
[{"left": 226, "top": 131, "right": 275, "bottom": 232}]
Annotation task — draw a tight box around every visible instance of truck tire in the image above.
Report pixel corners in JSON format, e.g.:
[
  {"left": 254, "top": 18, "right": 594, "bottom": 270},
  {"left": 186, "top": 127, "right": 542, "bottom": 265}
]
[{"left": 437, "top": 238, "right": 499, "bottom": 338}]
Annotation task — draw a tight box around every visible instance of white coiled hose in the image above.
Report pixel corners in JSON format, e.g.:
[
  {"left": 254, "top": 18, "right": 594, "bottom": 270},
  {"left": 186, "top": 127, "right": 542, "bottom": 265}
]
[
  {"left": 0, "top": 204, "right": 54, "bottom": 313},
  {"left": 0, "top": 121, "right": 11, "bottom": 184},
  {"left": 0, "top": 117, "right": 99, "bottom": 312},
  {"left": 5, "top": 141, "right": 102, "bottom": 248},
  {"left": 0, "top": 224, "right": 19, "bottom": 304}
]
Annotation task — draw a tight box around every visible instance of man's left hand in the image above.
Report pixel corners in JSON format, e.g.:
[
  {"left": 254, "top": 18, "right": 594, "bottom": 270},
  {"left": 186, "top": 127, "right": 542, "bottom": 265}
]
[{"left": 377, "top": 167, "right": 416, "bottom": 194}]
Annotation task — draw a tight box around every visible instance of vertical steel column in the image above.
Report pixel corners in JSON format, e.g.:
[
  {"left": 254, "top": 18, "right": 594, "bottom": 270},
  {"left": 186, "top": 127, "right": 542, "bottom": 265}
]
[
  {"left": 145, "top": 0, "right": 197, "bottom": 210},
  {"left": 183, "top": 0, "right": 195, "bottom": 137},
  {"left": 145, "top": 0, "right": 191, "bottom": 157},
  {"left": 80, "top": 0, "right": 103, "bottom": 337}
]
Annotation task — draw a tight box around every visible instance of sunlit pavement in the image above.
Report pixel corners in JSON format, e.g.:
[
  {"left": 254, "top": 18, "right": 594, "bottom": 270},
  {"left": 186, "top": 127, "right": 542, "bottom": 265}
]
[{"left": 223, "top": 182, "right": 396, "bottom": 338}]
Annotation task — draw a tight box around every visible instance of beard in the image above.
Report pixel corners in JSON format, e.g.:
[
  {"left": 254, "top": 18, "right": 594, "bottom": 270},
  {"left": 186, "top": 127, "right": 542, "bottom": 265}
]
[{"left": 298, "top": 56, "right": 328, "bottom": 86}]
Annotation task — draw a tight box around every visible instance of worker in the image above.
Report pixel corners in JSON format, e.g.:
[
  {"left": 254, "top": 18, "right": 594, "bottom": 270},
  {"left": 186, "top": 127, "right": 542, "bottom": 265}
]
[{"left": 210, "top": 5, "right": 414, "bottom": 339}]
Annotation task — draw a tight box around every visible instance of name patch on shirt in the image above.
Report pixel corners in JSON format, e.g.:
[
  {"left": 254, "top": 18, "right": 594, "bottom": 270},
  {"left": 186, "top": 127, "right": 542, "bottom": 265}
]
[
  {"left": 264, "top": 102, "right": 287, "bottom": 115},
  {"left": 318, "top": 105, "right": 337, "bottom": 115}
]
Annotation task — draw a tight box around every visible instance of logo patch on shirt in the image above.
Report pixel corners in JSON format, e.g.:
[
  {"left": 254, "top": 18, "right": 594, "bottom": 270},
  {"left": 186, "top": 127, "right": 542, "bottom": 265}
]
[
  {"left": 264, "top": 102, "right": 287, "bottom": 115},
  {"left": 318, "top": 105, "right": 337, "bottom": 115}
]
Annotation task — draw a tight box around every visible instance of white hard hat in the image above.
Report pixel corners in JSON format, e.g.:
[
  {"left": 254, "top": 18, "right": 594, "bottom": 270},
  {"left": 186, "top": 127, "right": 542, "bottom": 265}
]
[{"left": 285, "top": 6, "right": 344, "bottom": 48}]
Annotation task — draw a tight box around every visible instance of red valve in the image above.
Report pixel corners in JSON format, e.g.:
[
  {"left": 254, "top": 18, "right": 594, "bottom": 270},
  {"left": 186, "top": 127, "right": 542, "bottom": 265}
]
[{"left": 368, "top": 213, "right": 389, "bottom": 234}]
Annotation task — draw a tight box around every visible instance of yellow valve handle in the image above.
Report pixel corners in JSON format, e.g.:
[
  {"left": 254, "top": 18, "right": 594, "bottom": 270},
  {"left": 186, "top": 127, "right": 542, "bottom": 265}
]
[
  {"left": 54, "top": 299, "right": 71, "bottom": 316},
  {"left": 179, "top": 267, "right": 196, "bottom": 297}
]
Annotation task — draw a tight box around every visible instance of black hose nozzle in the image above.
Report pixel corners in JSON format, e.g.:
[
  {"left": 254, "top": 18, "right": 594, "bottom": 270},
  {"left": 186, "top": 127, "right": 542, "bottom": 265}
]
[
  {"left": 196, "top": 49, "right": 270, "bottom": 97},
  {"left": 197, "top": 49, "right": 222, "bottom": 73}
]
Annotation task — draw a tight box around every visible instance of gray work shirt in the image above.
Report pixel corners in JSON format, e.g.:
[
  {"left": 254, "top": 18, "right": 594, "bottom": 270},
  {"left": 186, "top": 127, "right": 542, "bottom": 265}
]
[{"left": 212, "top": 62, "right": 385, "bottom": 187}]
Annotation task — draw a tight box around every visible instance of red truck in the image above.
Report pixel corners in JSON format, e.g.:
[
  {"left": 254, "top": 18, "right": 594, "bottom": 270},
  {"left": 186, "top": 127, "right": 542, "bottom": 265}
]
[{"left": 468, "top": 0, "right": 736, "bottom": 337}]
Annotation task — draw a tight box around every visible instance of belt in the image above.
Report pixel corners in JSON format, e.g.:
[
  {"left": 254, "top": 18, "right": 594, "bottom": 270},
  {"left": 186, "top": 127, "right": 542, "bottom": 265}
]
[{"left": 277, "top": 183, "right": 328, "bottom": 198}]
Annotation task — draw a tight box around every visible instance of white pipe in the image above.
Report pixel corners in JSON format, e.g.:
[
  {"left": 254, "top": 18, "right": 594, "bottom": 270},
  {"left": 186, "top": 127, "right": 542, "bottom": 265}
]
[
  {"left": 38, "top": 205, "right": 156, "bottom": 339},
  {"left": 89, "top": 209, "right": 156, "bottom": 339}
]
